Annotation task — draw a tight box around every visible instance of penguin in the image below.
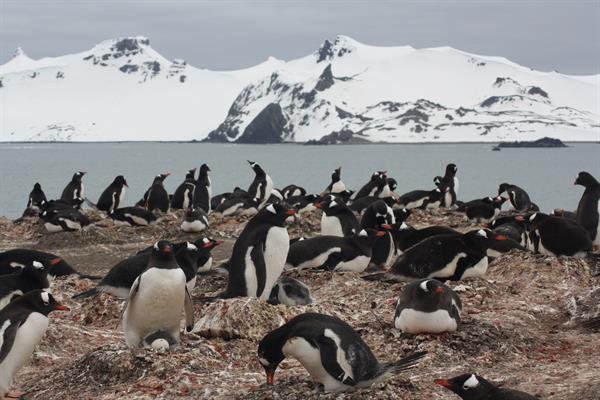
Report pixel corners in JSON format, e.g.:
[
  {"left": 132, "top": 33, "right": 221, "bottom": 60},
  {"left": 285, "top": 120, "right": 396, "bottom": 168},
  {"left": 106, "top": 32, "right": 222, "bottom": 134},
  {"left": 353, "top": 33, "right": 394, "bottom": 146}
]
[
  {"left": 39, "top": 198, "right": 82, "bottom": 214},
  {"left": 393, "top": 208, "right": 412, "bottom": 224},
  {"left": 435, "top": 373, "right": 537, "bottom": 400},
  {"left": 323, "top": 167, "right": 346, "bottom": 195},
  {"left": 0, "top": 290, "right": 69, "bottom": 398},
  {"left": 193, "top": 164, "right": 212, "bottom": 213},
  {"left": 40, "top": 208, "right": 92, "bottom": 232},
  {"left": 60, "top": 171, "right": 86, "bottom": 205},
  {"left": 361, "top": 200, "right": 396, "bottom": 267},
  {"left": 498, "top": 183, "right": 538, "bottom": 211},
  {"left": 392, "top": 223, "right": 460, "bottom": 255},
  {"left": 192, "top": 237, "right": 222, "bottom": 273},
  {"left": 397, "top": 188, "right": 445, "bottom": 210},
  {"left": 96, "top": 175, "right": 128, "bottom": 212},
  {"left": 394, "top": 279, "right": 462, "bottom": 334},
  {"left": 286, "top": 229, "right": 385, "bottom": 272},
  {"left": 387, "top": 177, "right": 398, "bottom": 193},
  {"left": 434, "top": 163, "right": 459, "bottom": 207},
  {"left": 281, "top": 185, "right": 307, "bottom": 199},
  {"left": 0, "top": 260, "right": 57, "bottom": 310},
  {"left": 286, "top": 194, "right": 319, "bottom": 214},
  {"left": 524, "top": 213, "right": 592, "bottom": 257},
  {"left": 247, "top": 161, "right": 273, "bottom": 206},
  {"left": 211, "top": 192, "right": 231, "bottom": 211},
  {"left": 171, "top": 168, "right": 196, "bottom": 210},
  {"left": 181, "top": 207, "right": 209, "bottom": 233},
  {"left": 575, "top": 171, "right": 600, "bottom": 248},
  {"left": 317, "top": 195, "right": 360, "bottom": 237},
  {"left": 366, "top": 229, "right": 507, "bottom": 282},
  {"left": 25, "top": 183, "right": 47, "bottom": 213},
  {"left": 144, "top": 173, "right": 170, "bottom": 212},
  {"left": 464, "top": 196, "right": 507, "bottom": 224},
  {"left": 109, "top": 207, "right": 157, "bottom": 227},
  {"left": 123, "top": 241, "right": 194, "bottom": 349},
  {"left": 0, "top": 249, "right": 88, "bottom": 279},
  {"left": 268, "top": 188, "right": 284, "bottom": 203},
  {"left": 488, "top": 215, "right": 528, "bottom": 246},
  {"left": 354, "top": 171, "right": 389, "bottom": 200},
  {"left": 216, "top": 196, "right": 260, "bottom": 217},
  {"left": 257, "top": 312, "right": 426, "bottom": 392},
  {"left": 223, "top": 203, "right": 295, "bottom": 299},
  {"left": 268, "top": 276, "right": 314, "bottom": 306}
]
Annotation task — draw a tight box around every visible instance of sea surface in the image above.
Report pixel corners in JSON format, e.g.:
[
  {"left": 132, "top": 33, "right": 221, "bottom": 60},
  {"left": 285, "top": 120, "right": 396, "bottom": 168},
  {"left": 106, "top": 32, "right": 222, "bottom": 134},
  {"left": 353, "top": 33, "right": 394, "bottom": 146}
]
[{"left": 0, "top": 142, "right": 598, "bottom": 218}]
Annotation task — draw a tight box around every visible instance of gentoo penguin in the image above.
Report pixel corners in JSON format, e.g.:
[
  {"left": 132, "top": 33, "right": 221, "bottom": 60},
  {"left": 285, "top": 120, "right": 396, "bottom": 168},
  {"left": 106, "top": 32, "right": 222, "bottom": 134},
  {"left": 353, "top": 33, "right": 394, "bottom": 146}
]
[
  {"left": 392, "top": 223, "right": 460, "bottom": 255},
  {"left": 387, "top": 177, "right": 398, "bottom": 193},
  {"left": 434, "top": 163, "right": 459, "bottom": 207},
  {"left": 0, "top": 260, "right": 57, "bottom": 310},
  {"left": 224, "top": 203, "right": 295, "bottom": 299},
  {"left": 524, "top": 213, "right": 592, "bottom": 257},
  {"left": 181, "top": 207, "right": 209, "bottom": 232},
  {"left": 366, "top": 229, "right": 507, "bottom": 282},
  {"left": 257, "top": 312, "right": 426, "bottom": 391},
  {"left": 464, "top": 196, "right": 507, "bottom": 224},
  {"left": 0, "top": 249, "right": 89, "bottom": 279},
  {"left": 0, "top": 290, "right": 69, "bottom": 398},
  {"left": 193, "top": 164, "right": 212, "bottom": 213},
  {"left": 393, "top": 208, "right": 412, "bottom": 224},
  {"left": 247, "top": 161, "right": 273, "bottom": 206},
  {"left": 39, "top": 198, "right": 82, "bottom": 214},
  {"left": 123, "top": 241, "right": 194, "bottom": 349},
  {"left": 354, "top": 171, "right": 389, "bottom": 200},
  {"left": 268, "top": 276, "right": 314, "bottom": 306},
  {"left": 435, "top": 373, "right": 537, "bottom": 399},
  {"left": 25, "top": 183, "right": 47, "bottom": 213},
  {"left": 397, "top": 188, "right": 445, "bottom": 210},
  {"left": 60, "top": 171, "right": 86, "bottom": 205},
  {"left": 96, "top": 175, "right": 128, "bottom": 212},
  {"left": 488, "top": 215, "right": 528, "bottom": 246},
  {"left": 498, "top": 183, "right": 538, "bottom": 211},
  {"left": 317, "top": 195, "right": 359, "bottom": 237},
  {"left": 361, "top": 200, "right": 396, "bottom": 267},
  {"left": 323, "top": 167, "right": 346, "bottom": 195},
  {"left": 109, "top": 207, "right": 157, "bottom": 227},
  {"left": 40, "top": 208, "right": 92, "bottom": 232},
  {"left": 285, "top": 229, "right": 385, "bottom": 272},
  {"left": 211, "top": 191, "right": 231, "bottom": 210},
  {"left": 268, "top": 188, "right": 284, "bottom": 203},
  {"left": 394, "top": 279, "right": 461, "bottom": 334},
  {"left": 171, "top": 168, "right": 196, "bottom": 210},
  {"left": 286, "top": 194, "right": 319, "bottom": 214},
  {"left": 281, "top": 184, "right": 306, "bottom": 199},
  {"left": 575, "top": 171, "right": 600, "bottom": 248},
  {"left": 144, "top": 173, "right": 170, "bottom": 212},
  {"left": 216, "top": 196, "right": 260, "bottom": 217}
]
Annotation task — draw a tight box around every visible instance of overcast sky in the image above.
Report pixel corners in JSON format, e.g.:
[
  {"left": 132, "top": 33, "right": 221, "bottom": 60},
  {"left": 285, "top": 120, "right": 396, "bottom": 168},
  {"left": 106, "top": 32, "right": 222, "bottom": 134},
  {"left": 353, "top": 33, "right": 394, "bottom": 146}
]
[{"left": 1, "top": 0, "right": 599, "bottom": 74}]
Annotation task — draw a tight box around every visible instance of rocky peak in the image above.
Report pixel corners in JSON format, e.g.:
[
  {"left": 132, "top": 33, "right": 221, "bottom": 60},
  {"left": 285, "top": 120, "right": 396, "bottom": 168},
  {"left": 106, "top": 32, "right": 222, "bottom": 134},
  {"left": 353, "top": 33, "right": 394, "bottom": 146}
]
[
  {"left": 316, "top": 40, "right": 334, "bottom": 62},
  {"left": 12, "top": 47, "right": 28, "bottom": 59},
  {"left": 316, "top": 35, "right": 358, "bottom": 62},
  {"left": 314, "top": 64, "right": 334, "bottom": 91}
]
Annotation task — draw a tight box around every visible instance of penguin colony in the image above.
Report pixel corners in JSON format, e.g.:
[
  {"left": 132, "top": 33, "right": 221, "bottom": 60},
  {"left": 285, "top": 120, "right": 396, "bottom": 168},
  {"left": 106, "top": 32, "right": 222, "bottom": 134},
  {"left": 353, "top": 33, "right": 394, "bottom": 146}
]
[{"left": 1, "top": 162, "right": 599, "bottom": 399}]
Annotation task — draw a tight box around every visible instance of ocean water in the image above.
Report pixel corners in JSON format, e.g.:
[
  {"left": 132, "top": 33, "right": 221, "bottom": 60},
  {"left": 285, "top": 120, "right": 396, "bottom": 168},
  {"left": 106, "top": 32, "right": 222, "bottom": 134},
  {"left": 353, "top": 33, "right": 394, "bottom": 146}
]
[{"left": 0, "top": 142, "right": 598, "bottom": 218}]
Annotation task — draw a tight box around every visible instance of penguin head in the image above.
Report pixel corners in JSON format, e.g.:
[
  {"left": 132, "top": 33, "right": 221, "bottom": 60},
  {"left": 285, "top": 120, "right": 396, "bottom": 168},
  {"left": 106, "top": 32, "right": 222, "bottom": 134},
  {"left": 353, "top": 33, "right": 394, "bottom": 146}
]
[
  {"left": 446, "top": 163, "right": 458, "bottom": 176},
  {"left": 418, "top": 279, "right": 447, "bottom": 295},
  {"left": 195, "top": 237, "right": 223, "bottom": 250},
  {"left": 185, "top": 168, "right": 197, "bottom": 180},
  {"left": 393, "top": 208, "right": 411, "bottom": 223},
  {"left": 20, "top": 290, "right": 70, "bottom": 316},
  {"left": 259, "top": 202, "right": 296, "bottom": 225},
  {"left": 493, "top": 196, "right": 507, "bottom": 207},
  {"left": 152, "top": 240, "right": 175, "bottom": 260},
  {"left": 114, "top": 175, "right": 128, "bottom": 187},
  {"left": 331, "top": 167, "right": 342, "bottom": 182},
  {"left": 153, "top": 173, "right": 170, "bottom": 184},
  {"left": 355, "top": 229, "right": 386, "bottom": 245},
  {"left": 575, "top": 171, "right": 598, "bottom": 187},
  {"left": 247, "top": 160, "right": 265, "bottom": 175},
  {"left": 258, "top": 326, "right": 289, "bottom": 385},
  {"left": 200, "top": 163, "right": 211, "bottom": 174},
  {"left": 433, "top": 176, "right": 443, "bottom": 187},
  {"left": 387, "top": 177, "right": 398, "bottom": 191},
  {"left": 497, "top": 183, "right": 510, "bottom": 195},
  {"left": 33, "top": 182, "right": 43, "bottom": 191},
  {"left": 435, "top": 373, "right": 494, "bottom": 399}
]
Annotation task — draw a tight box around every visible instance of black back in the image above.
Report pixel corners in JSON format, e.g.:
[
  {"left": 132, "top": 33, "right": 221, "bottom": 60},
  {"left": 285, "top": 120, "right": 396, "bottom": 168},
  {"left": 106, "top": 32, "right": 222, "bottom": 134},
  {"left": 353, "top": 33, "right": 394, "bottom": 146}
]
[
  {"left": 146, "top": 174, "right": 170, "bottom": 212},
  {"left": 575, "top": 171, "right": 600, "bottom": 241},
  {"left": 0, "top": 261, "right": 51, "bottom": 300},
  {"left": 60, "top": 171, "right": 86, "bottom": 204},
  {"left": 97, "top": 175, "right": 127, "bottom": 212},
  {"left": 0, "top": 249, "right": 76, "bottom": 277},
  {"left": 436, "top": 373, "right": 537, "bottom": 400},
  {"left": 171, "top": 168, "right": 197, "bottom": 209},
  {"left": 26, "top": 183, "right": 47, "bottom": 209},
  {"left": 193, "top": 164, "right": 212, "bottom": 212}
]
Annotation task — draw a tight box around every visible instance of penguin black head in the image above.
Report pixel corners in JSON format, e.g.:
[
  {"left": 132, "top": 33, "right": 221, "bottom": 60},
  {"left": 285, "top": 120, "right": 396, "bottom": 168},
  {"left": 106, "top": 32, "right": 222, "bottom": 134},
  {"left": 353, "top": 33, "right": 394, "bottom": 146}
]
[
  {"left": 247, "top": 160, "right": 265, "bottom": 175},
  {"left": 497, "top": 183, "right": 510, "bottom": 195},
  {"left": 151, "top": 240, "right": 175, "bottom": 260},
  {"left": 194, "top": 237, "right": 223, "bottom": 250},
  {"left": 258, "top": 203, "right": 296, "bottom": 226},
  {"left": 33, "top": 182, "right": 43, "bottom": 191},
  {"left": 16, "top": 290, "right": 70, "bottom": 316},
  {"left": 435, "top": 373, "right": 495, "bottom": 399},
  {"left": 493, "top": 196, "right": 507, "bottom": 207},
  {"left": 417, "top": 279, "right": 447, "bottom": 295},
  {"left": 185, "top": 168, "right": 197, "bottom": 180},
  {"left": 387, "top": 177, "right": 398, "bottom": 191},
  {"left": 200, "top": 163, "right": 211, "bottom": 174},
  {"left": 446, "top": 163, "right": 458, "bottom": 176},
  {"left": 316, "top": 195, "right": 347, "bottom": 215},
  {"left": 433, "top": 176, "right": 443, "bottom": 187},
  {"left": 393, "top": 208, "right": 412, "bottom": 224},
  {"left": 575, "top": 171, "right": 599, "bottom": 187},
  {"left": 72, "top": 171, "right": 86, "bottom": 182},
  {"left": 331, "top": 167, "right": 342, "bottom": 182},
  {"left": 114, "top": 175, "right": 128, "bottom": 187},
  {"left": 464, "top": 229, "right": 508, "bottom": 250},
  {"left": 257, "top": 326, "right": 288, "bottom": 385},
  {"left": 153, "top": 173, "right": 170, "bottom": 184},
  {"left": 354, "top": 229, "right": 386, "bottom": 247}
]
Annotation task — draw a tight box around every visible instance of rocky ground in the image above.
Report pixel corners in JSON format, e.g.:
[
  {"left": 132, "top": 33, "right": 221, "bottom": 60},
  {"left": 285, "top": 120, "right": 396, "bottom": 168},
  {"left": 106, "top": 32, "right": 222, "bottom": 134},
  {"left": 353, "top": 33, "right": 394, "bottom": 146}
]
[{"left": 1, "top": 208, "right": 599, "bottom": 400}]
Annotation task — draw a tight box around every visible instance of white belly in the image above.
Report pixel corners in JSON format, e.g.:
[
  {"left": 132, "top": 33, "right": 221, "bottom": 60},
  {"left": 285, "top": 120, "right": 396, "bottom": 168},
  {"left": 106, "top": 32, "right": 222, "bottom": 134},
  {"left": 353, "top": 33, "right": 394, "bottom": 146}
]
[
  {"left": 331, "top": 181, "right": 346, "bottom": 194},
  {"left": 0, "top": 313, "right": 48, "bottom": 396},
  {"left": 222, "top": 203, "right": 243, "bottom": 216},
  {"left": 379, "top": 185, "right": 391, "bottom": 198},
  {"left": 259, "top": 226, "right": 289, "bottom": 299},
  {"left": 182, "top": 189, "right": 191, "bottom": 209},
  {"left": 461, "top": 256, "right": 488, "bottom": 279},
  {"left": 197, "top": 257, "right": 213, "bottom": 273},
  {"left": 335, "top": 255, "right": 371, "bottom": 272},
  {"left": 322, "top": 215, "right": 344, "bottom": 237},
  {"left": 426, "top": 252, "right": 466, "bottom": 279},
  {"left": 44, "top": 222, "right": 63, "bottom": 233},
  {"left": 290, "top": 247, "right": 341, "bottom": 270},
  {"left": 181, "top": 220, "right": 207, "bottom": 232},
  {"left": 453, "top": 177, "right": 459, "bottom": 194},
  {"left": 61, "top": 217, "right": 82, "bottom": 230},
  {"left": 118, "top": 187, "right": 126, "bottom": 208},
  {"left": 123, "top": 268, "right": 187, "bottom": 348},
  {"left": 394, "top": 308, "right": 458, "bottom": 334},
  {"left": 402, "top": 197, "right": 427, "bottom": 209}
]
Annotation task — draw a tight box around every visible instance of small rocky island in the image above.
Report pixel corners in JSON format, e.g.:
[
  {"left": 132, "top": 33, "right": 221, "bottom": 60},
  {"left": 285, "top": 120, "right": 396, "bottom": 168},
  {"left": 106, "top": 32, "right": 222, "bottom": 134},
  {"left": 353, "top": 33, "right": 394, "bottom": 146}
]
[{"left": 495, "top": 136, "right": 568, "bottom": 149}]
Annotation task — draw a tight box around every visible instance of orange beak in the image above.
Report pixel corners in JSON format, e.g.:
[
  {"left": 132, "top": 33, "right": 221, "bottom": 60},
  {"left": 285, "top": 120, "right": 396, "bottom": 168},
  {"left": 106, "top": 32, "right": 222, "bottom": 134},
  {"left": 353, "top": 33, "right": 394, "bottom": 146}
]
[
  {"left": 376, "top": 231, "right": 386, "bottom": 237},
  {"left": 266, "top": 370, "right": 275, "bottom": 385},
  {"left": 495, "top": 235, "right": 509, "bottom": 241},
  {"left": 286, "top": 209, "right": 297, "bottom": 216},
  {"left": 381, "top": 224, "right": 392, "bottom": 230},
  {"left": 435, "top": 286, "right": 445, "bottom": 294},
  {"left": 434, "top": 379, "right": 452, "bottom": 389},
  {"left": 54, "top": 304, "right": 70, "bottom": 311},
  {"left": 314, "top": 202, "right": 322, "bottom": 209},
  {"left": 514, "top": 215, "right": 525, "bottom": 222},
  {"left": 49, "top": 258, "right": 62, "bottom": 266}
]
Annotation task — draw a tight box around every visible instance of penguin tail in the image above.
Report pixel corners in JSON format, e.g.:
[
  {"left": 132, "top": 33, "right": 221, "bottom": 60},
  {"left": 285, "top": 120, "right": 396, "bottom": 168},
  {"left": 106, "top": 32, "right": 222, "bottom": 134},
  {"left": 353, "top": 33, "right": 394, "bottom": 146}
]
[
  {"left": 72, "top": 287, "right": 100, "bottom": 299},
  {"left": 84, "top": 197, "right": 99, "bottom": 210},
  {"left": 77, "top": 273, "right": 102, "bottom": 280},
  {"left": 376, "top": 351, "right": 427, "bottom": 378},
  {"left": 361, "top": 272, "right": 401, "bottom": 283}
]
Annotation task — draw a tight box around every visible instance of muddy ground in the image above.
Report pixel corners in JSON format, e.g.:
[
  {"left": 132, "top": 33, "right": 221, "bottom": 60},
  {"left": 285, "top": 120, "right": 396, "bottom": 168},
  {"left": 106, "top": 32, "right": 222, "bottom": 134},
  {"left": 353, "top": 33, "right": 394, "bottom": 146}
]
[{"left": 1, "top": 209, "right": 599, "bottom": 399}]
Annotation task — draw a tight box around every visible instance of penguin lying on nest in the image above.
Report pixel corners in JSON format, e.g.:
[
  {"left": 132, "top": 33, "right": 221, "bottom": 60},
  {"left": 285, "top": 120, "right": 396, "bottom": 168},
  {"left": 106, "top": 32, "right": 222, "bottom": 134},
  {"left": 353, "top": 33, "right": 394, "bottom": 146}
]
[{"left": 435, "top": 373, "right": 537, "bottom": 399}]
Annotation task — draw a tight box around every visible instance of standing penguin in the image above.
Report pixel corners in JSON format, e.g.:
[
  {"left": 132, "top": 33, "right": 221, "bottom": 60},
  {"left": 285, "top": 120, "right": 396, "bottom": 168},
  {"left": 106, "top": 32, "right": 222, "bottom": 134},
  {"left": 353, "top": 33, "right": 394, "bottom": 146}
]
[
  {"left": 498, "top": 183, "right": 538, "bottom": 211},
  {"left": 318, "top": 195, "right": 360, "bottom": 237},
  {"left": 224, "top": 203, "right": 295, "bottom": 299},
  {"left": 123, "top": 241, "right": 194, "bottom": 350},
  {"left": 171, "top": 168, "right": 196, "bottom": 210},
  {"left": 575, "top": 171, "right": 600, "bottom": 249},
  {"left": 257, "top": 313, "right": 426, "bottom": 392},
  {"left": 354, "top": 171, "right": 389, "bottom": 200},
  {"left": 394, "top": 279, "right": 461, "bottom": 334},
  {"left": 60, "top": 171, "right": 86, "bottom": 205},
  {"left": 361, "top": 200, "right": 396, "bottom": 267},
  {"left": 434, "top": 163, "right": 458, "bottom": 208},
  {"left": 25, "top": 183, "right": 47, "bottom": 213},
  {"left": 323, "top": 167, "right": 346, "bottom": 195},
  {"left": 145, "top": 173, "right": 170, "bottom": 212},
  {"left": 247, "top": 161, "right": 273, "bottom": 207},
  {"left": 96, "top": 175, "right": 128, "bottom": 212},
  {"left": 435, "top": 373, "right": 537, "bottom": 399},
  {"left": 193, "top": 164, "right": 212, "bottom": 213},
  {"left": 0, "top": 290, "right": 69, "bottom": 399}
]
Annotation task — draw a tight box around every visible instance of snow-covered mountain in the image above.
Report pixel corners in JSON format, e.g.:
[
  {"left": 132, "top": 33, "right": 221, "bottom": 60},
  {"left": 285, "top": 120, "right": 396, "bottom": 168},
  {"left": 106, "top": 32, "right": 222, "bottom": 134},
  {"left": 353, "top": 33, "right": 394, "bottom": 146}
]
[{"left": 1, "top": 35, "right": 598, "bottom": 142}]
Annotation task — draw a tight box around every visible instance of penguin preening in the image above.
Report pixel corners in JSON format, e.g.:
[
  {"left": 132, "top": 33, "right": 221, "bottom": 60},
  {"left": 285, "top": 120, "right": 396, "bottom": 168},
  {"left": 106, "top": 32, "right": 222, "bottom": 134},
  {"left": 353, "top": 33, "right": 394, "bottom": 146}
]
[
  {"left": 109, "top": 207, "right": 157, "bottom": 227},
  {"left": 144, "top": 173, "right": 171, "bottom": 213},
  {"left": 354, "top": 171, "right": 390, "bottom": 200},
  {"left": 171, "top": 168, "right": 196, "bottom": 210},
  {"left": 498, "top": 183, "right": 538, "bottom": 212},
  {"left": 464, "top": 196, "right": 507, "bottom": 224},
  {"left": 575, "top": 171, "right": 600, "bottom": 248},
  {"left": 286, "top": 194, "right": 319, "bottom": 214},
  {"left": 435, "top": 373, "right": 537, "bottom": 399},
  {"left": 317, "top": 195, "right": 359, "bottom": 237},
  {"left": 41, "top": 207, "right": 92, "bottom": 232},
  {"left": 60, "top": 171, "right": 86, "bottom": 206},
  {"left": 247, "top": 161, "right": 273, "bottom": 206},
  {"left": 224, "top": 203, "right": 295, "bottom": 299},
  {"left": 0, "top": 259, "right": 57, "bottom": 310},
  {"left": 0, "top": 290, "right": 69, "bottom": 398},
  {"left": 394, "top": 279, "right": 461, "bottom": 334},
  {"left": 193, "top": 164, "right": 212, "bottom": 213},
  {"left": 523, "top": 213, "right": 592, "bottom": 257},
  {"left": 123, "top": 241, "right": 194, "bottom": 349},
  {"left": 281, "top": 184, "right": 306, "bottom": 199},
  {"left": 257, "top": 312, "right": 426, "bottom": 392},
  {"left": 397, "top": 188, "right": 445, "bottom": 210},
  {"left": 434, "top": 163, "right": 458, "bottom": 207},
  {"left": 96, "top": 175, "right": 128, "bottom": 212},
  {"left": 268, "top": 276, "right": 314, "bottom": 306},
  {"left": 360, "top": 200, "right": 396, "bottom": 267}
]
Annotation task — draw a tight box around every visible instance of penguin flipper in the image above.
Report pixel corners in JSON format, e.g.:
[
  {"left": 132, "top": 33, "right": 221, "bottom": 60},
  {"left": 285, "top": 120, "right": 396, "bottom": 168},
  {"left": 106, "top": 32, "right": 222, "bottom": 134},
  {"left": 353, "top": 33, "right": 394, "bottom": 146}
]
[
  {"left": 317, "top": 335, "right": 356, "bottom": 386},
  {"left": 251, "top": 244, "right": 267, "bottom": 297},
  {"left": 72, "top": 287, "right": 100, "bottom": 299},
  {"left": 0, "top": 317, "right": 22, "bottom": 363},
  {"left": 184, "top": 286, "right": 194, "bottom": 332},
  {"left": 321, "top": 252, "right": 343, "bottom": 271}
]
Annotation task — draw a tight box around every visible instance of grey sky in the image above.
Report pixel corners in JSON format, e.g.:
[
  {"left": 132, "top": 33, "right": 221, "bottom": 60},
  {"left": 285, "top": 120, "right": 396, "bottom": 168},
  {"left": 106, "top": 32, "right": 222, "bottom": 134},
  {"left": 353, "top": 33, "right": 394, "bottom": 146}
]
[{"left": 1, "top": 0, "right": 599, "bottom": 74}]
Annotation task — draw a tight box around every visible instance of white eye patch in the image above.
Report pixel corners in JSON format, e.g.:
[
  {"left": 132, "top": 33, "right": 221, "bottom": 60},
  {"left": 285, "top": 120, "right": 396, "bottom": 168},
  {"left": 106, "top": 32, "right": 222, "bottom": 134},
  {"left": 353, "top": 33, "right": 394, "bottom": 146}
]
[
  {"left": 203, "top": 238, "right": 210, "bottom": 244},
  {"left": 529, "top": 213, "right": 537, "bottom": 222},
  {"left": 266, "top": 204, "right": 276, "bottom": 214},
  {"left": 153, "top": 242, "right": 159, "bottom": 250},
  {"left": 419, "top": 280, "right": 430, "bottom": 292},
  {"left": 477, "top": 229, "right": 487, "bottom": 237},
  {"left": 359, "top": 229, "right": 367, "bottom": 237},
  {"left": 463, "top": 374, "right": 479, "bottom": 389},
  {"left": 41, "top": 291, "right": 50, "bottom": 305},
  {"left": 186, "top": 242, "right": 198, "bottom": 251},
  {"left": 329, "top": 200, "right": 337, "bottom": 208},
  {"left": 400, "top": 222, "right": 409, "bottom": 230},
  {"left": 33, "top": 261, "right": 44, "bottom": 269}
]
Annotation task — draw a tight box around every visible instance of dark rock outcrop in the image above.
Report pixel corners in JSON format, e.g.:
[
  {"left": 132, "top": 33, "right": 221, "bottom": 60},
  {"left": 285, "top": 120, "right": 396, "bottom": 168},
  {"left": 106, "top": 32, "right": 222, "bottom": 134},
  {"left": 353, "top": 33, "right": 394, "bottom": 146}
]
[
  {"left": 314, "top": 64, "right": 334, "bottom": 91},
  {"left": 235, "top": 103, "right": 287, "bottom": 144},
  {"left": 497, "top": 137, "right": 567, "bottom": 148}
]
